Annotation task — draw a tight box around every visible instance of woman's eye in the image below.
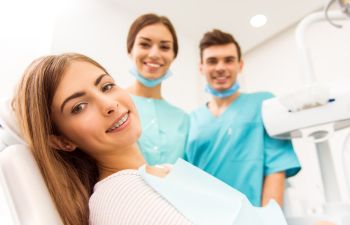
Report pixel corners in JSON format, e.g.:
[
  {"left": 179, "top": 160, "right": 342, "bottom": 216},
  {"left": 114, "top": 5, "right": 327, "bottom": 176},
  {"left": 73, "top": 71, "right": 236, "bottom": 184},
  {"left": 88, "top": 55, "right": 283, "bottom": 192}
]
[
  {"left": 71, "top": 103, "right": 86, "bottom": 114},
  {"left": 160, "top": 45, "right": 171, "bottom": 51},
  {"left": 140, "top": 42, "right": 150, "bottom": 48},
  {"left": 102, "top": 83, "right": 115, "bottom": 92}
]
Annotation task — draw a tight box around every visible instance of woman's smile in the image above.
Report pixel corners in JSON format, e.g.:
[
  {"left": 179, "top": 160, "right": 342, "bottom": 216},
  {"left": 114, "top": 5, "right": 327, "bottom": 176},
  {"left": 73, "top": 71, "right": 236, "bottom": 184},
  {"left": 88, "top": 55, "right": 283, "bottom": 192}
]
[{"left": 106, "top": 111, "right": 131, "bottom": 133}]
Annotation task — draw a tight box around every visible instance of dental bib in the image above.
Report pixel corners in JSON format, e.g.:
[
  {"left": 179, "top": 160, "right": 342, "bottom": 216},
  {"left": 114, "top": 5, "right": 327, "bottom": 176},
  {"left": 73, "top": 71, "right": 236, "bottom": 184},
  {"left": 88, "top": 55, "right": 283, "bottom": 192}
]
[
  {"left": 139, "top": 159, "right": 287, "bottom": 225},
  {"left": 129, "top": 65, "right": 172, "bottom": 87},
  {"left": 205, "top": 83, "right": 240, "bottom": 98}
]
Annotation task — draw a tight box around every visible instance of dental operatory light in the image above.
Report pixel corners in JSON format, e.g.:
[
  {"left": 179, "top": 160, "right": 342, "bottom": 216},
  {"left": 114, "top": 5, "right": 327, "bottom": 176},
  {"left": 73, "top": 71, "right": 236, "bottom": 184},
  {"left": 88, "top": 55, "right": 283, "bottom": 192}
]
[
  {"left": 262, "top": 8, "right": 350, "bottom": 225},
  {"left": 249, "top": 14, "right": 267, "bottom": 28}
]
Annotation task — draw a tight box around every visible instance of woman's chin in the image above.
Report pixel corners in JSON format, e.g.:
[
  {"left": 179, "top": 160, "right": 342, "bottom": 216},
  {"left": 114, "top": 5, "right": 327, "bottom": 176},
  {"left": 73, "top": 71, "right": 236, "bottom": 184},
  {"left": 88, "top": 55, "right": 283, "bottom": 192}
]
[{"left": 135, "top": 127, "right": 142, "bottom": 140}]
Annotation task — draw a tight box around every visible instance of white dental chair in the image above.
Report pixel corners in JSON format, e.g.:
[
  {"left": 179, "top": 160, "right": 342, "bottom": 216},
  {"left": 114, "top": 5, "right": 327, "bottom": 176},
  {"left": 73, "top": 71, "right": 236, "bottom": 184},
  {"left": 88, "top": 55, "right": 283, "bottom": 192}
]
[{"left": 0, "top": 99, "right": 63, "bottom": 225}]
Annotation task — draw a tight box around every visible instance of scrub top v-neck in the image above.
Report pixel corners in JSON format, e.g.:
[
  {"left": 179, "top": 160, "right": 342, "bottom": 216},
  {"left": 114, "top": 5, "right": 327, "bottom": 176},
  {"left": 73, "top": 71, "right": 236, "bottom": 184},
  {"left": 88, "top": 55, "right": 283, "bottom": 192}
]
[{"left": 132, "top": 95, "right": 189, "bottom": 165}]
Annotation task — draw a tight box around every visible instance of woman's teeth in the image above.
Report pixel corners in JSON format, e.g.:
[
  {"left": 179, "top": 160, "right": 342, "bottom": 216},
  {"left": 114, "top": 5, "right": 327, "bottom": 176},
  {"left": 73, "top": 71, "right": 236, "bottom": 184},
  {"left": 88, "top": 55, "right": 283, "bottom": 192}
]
[
  {"left": 216, "top": 76, "right": 227, "bottom": 80},
  {"left": 108, "top": 113, "right": 129, "bottom": 132},
  {"left": 147, "top": 62, "right": 161, "bottom": 68}
]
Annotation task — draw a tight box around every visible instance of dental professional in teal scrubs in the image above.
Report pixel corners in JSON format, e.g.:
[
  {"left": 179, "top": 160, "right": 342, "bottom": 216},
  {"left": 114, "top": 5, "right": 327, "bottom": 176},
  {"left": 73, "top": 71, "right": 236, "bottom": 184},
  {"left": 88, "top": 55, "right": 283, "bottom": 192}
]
[
  {"left": 185, "top": 29, "right": 301, "bottom": 207},
  {"left": 126, "top": 13, "right": 189, "bottom": 165}
]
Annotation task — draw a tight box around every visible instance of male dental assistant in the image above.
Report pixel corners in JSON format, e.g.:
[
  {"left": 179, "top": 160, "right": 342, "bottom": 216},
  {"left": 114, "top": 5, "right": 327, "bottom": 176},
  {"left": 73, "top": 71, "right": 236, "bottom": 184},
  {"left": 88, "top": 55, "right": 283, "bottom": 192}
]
[{"left": 185, "top": 29, "right": 301, "bottom": 207}]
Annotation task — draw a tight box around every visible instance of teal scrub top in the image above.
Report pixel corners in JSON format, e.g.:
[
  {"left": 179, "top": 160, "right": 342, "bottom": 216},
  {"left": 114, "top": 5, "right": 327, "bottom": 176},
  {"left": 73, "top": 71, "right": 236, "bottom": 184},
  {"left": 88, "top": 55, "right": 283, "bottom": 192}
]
[
  {"left": 132, "top": 95, "right": 189, "bottom": 165},
  {"left": 185, "top": 92, "right": 301, "bottom": 206}
]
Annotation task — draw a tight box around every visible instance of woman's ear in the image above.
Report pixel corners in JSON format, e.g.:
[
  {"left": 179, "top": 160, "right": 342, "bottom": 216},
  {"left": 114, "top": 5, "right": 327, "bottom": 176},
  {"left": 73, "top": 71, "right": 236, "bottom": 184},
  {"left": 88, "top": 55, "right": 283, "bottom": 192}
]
[{"left": 48, "top": 135, "right": 77, "bottom": 152}]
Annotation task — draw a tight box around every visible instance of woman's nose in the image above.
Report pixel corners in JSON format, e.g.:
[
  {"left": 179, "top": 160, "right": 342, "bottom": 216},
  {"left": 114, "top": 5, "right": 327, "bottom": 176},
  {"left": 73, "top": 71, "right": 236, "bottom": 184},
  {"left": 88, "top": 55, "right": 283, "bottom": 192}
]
[
  {"left": 99, "top": 96, "right": 118, "bottom": 116},
  {"left": 105, "top": 105, "right": 117, "bottom": 115},
  {"left": 148, "top": 45, "right": 160, "bottom": 58}
]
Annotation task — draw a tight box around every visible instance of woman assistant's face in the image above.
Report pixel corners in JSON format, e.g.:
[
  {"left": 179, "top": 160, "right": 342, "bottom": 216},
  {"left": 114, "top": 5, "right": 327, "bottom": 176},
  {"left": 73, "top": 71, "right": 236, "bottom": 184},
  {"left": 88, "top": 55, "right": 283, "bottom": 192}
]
[
  {"left": 130, "top": 23, "right": 175, "bottom": 79},
  {"left": 50, "top": 60, "right": 141, "bottom": 156}
]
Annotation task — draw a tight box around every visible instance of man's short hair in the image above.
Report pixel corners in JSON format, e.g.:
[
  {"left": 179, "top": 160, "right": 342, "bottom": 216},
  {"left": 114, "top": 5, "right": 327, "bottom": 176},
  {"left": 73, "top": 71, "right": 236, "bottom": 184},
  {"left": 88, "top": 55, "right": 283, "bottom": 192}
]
[{"left": 199, "top": 29, "right": 242, "bottom": 62}]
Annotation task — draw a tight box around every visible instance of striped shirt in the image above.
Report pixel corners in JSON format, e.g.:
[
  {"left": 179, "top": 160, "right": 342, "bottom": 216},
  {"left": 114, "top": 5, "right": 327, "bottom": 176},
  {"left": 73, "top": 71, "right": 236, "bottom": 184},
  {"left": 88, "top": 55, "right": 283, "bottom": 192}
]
[{"left": 89, "top": 169, "right": 193, "bottom": 225}]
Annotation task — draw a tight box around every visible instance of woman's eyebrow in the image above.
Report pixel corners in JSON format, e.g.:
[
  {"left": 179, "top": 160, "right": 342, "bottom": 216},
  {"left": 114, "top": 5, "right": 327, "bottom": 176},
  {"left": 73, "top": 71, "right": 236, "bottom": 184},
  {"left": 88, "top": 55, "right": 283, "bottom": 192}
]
[
  {"left": 139, "top": 37, "right": 172, "bottom": 44},
  {"left": 94, "top": 74, "right": 109, "bottom": 86},
  {"left": 60, "top": 92, "right": 85, "bottom": 113}
]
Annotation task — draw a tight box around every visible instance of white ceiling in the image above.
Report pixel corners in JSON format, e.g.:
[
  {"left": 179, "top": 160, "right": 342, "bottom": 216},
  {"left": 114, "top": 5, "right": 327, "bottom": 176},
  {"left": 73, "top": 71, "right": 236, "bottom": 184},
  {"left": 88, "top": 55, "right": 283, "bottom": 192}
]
[{"left": 113, "top": 0, "right": 325, "bottom": 53}]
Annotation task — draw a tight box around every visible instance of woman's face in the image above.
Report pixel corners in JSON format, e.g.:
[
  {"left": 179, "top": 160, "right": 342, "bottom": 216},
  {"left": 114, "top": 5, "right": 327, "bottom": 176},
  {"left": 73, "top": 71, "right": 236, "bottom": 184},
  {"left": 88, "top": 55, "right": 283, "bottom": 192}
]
[
  {"left": 50, "top": 60, "right": 141, "bottom": 157},
  {"left": 130, "top": 23, "right": 175, "bottom": 79}
]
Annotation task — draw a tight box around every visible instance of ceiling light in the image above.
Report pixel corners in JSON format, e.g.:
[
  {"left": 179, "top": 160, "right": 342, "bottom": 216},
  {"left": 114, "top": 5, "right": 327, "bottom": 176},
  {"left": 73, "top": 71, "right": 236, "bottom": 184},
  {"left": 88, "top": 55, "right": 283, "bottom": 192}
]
[{"left": 250, "top": 14, "right": 267, "bottom": 28}]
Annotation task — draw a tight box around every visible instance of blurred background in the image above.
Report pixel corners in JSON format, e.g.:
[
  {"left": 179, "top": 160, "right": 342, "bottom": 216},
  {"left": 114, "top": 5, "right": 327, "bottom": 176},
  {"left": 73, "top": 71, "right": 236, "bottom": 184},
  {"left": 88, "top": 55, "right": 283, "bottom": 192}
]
[{"left": 0, "top": 0, "right": 349, "bottom": 219}]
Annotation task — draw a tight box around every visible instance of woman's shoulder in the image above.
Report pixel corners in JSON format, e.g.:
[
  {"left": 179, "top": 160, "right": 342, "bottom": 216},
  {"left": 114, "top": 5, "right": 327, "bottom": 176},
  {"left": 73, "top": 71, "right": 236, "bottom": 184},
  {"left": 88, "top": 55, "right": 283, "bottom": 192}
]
[
  {"left": 131, "top": 96, "right": 188, "bottom": 115},
  {"left": 89, "top": 170, "right": 154, "bottom": 221},
  {"left": 89, "top": 169, "right": 193, "bottom": 225},
  {"left": 159, "top": 100, "right": 189, "bottom": 117},
  {"left": 91, "top": 169, "right": 142, "bottom": 194}
]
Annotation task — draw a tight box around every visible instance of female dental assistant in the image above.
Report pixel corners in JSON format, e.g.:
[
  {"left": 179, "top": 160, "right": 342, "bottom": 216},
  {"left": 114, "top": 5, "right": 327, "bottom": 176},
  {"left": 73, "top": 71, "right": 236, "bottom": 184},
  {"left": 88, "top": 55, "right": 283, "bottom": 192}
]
[{"left": 126, "top": 13, "right": 189, "bottom": 165}]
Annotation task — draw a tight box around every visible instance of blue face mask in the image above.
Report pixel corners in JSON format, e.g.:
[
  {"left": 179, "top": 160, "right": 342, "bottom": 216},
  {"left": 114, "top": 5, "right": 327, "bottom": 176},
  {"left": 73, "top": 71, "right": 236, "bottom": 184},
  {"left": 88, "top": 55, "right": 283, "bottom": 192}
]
[
  {"left": 129, "top": 65, "right": 172, "bottom": 88},
  {"left": 205, "top": 82, "right": 240, "bottom": 98}
]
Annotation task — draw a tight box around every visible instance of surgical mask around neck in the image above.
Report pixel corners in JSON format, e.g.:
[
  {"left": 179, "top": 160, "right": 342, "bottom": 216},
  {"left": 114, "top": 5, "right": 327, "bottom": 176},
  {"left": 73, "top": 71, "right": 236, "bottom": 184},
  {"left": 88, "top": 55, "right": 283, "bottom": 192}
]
[
  {"left": 205, "top": 82, "right": 240, "bottom": 98},
  {"left": 129, "top": 65, "right": 172, "bottom": 88}
]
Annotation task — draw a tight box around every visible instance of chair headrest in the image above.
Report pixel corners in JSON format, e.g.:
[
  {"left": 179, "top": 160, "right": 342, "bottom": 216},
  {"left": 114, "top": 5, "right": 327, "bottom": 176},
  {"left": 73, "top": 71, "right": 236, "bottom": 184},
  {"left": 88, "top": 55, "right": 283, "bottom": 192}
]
[
  {"left": 0, "top": 99, "right": 63, "bottom": 224},
  {"left": 0, "top": 98, "right": 26, "bottom": 149},
  {"left": 0, "top": 145, "right": 63, "bottom": 224}
]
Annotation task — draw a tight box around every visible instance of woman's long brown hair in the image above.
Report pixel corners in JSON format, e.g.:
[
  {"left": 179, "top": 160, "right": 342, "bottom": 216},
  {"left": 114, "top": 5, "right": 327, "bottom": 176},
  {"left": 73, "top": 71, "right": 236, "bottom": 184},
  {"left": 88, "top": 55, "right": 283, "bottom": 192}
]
[{"left": 13, "top": 53, "right": 108, "bottom": 225}]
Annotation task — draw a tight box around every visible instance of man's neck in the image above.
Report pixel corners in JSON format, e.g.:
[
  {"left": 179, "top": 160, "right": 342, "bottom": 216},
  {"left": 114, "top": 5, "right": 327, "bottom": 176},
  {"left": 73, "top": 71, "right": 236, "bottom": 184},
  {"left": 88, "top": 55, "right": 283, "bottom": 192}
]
[
  {"left": 127, "top": 81, "right": 162, "bottom": 99},
  {"left": 208, "top": 92, "right": 240, "bottom": 117}
]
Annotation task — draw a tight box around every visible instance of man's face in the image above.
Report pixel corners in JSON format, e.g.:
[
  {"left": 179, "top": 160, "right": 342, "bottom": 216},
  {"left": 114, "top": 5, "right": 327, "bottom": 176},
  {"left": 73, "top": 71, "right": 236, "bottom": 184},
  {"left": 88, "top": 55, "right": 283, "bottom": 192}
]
[{"left": 200, "top": 43, "right": 243, "bottom": 91}]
